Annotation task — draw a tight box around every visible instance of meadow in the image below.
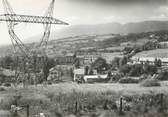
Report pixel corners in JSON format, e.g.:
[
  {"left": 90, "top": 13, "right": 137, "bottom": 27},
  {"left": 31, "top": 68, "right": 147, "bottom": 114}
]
[
  {"left": 134, "top": 49, "right": 168, "bottom": 58},
  {"left": 1, "top": 82, "right": 168, "bottom": 117}
]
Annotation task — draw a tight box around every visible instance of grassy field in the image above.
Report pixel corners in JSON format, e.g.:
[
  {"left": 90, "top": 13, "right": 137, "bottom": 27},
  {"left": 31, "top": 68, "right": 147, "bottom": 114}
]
[
  {"left": 1, "top": 82, "right": 168, "bottom": 117},
  {"left": 134, "top": 49, "right": 168, "bottom": 58}
]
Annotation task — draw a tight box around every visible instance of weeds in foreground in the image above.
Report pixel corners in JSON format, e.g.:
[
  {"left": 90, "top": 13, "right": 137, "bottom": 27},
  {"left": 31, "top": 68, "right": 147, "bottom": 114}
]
[{"left": 0, "top": 87, "right": 168, "bottom": 117}]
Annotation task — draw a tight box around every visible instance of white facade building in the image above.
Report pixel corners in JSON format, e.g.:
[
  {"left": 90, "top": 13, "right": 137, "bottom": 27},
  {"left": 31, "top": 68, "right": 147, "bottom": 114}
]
[
  {"left": 131, "top": 56, "right": 168, "bottom": 66},
  {"left": 73, "top": 68, "right": 85, "bottom": 81}
]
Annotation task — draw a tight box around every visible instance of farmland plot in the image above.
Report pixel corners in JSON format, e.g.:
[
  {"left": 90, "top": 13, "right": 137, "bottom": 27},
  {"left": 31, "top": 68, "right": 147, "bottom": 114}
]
[{"left": 134, "top": 49, "right": 168, "bottom": 58}]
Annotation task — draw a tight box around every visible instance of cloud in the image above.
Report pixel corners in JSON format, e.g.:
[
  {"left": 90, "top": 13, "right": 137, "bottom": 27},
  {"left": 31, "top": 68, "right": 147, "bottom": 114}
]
[
  {"left": 156, "top": 6, "right": 168, "bottom": 14},
  {"left": 149, "top": 14, "right": 168, "bottom": 20},
  {"left": 149, "top": 6, "right": 168, "bottom": 20},
  {"left": 103, "top": 16, "right": 124, "bottom": 23},
  {"left": 69, "top": 0, "right": 167, "bottom": 5}
]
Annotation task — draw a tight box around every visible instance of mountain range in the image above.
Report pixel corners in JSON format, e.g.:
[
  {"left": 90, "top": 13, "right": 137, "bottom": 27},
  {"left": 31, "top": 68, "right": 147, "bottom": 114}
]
[
  {"left": 1, "top": 20, "right": 168, "bottom": 58},
  {"left": 26, "top": 20, "right": 168, "bottom": 43}
]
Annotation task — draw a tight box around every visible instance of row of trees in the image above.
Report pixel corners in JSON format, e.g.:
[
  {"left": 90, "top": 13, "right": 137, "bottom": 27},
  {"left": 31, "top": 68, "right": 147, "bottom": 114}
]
[
  {"left": 123, "top": 41, "right": 160, "bottom": 57},
  {"left": 0, "top": 55, "right": 55, "bottom": 83},
  {"left": 111, "top": 56, "right": 128, "bottom": 69},
  {"left": 101, "top": 30, "right": 168, "bottom": 49},
  {"left": 111, "top": 56, "right": 162, "bottom": 77},
  {"left": 119, "top": 64, "right": 157, "bottom": 77},
  {"left": 81, "top": 57, "right": 110, "bottom": 75}
]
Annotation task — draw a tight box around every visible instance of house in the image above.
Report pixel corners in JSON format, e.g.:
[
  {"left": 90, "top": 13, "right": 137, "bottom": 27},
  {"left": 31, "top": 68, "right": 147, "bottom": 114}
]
[
  {"left": 131, "top": 57, "right": 168, "bottom": 66},
  {"left": 47, "top": 67, "right": 62, "bottom": 82},
  {"left": 159, "top": 41, "right": 168, "bottom": 48},
  {"left": 73, "top": 68, "right": 85, "bottom": 81},
  {"left": 84, "top": 54, "right": 100, "bottom": 65},
  {"left": 83, "top": 74, "right": 109, "bottom": 83},
  {"left": 76, "top": 52, "right": 101, "bottom": 66},
  {"left": 0, "top": 68, "right": 15, "bottom": 83},
  {"left": 55, "top": 53, "right": 75, "bottom": 65}
]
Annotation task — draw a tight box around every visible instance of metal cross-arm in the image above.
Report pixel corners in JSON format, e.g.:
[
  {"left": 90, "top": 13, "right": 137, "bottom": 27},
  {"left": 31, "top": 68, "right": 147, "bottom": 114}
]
[
  {"left": 1, "top": 0, "right": 68, "bottom": 58},
  {"left": 0, "top": 14, "right": 68, "bottom": 25}
]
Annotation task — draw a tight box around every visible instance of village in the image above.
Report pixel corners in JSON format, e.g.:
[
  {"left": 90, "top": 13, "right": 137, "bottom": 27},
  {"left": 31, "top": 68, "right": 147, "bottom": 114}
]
[
  {"left": 45, "top": 34, "right": 168, "bottom": 85},
  {"left": 2, "top": 32, "right": 168, "bottom": 86},
  {"left": 1, "top": 0, "right": 168, "bottom": 116}
]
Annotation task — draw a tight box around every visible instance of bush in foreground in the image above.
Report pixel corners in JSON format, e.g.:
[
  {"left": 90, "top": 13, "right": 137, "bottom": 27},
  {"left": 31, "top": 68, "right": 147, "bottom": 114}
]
[
  {"left": 2, "top": 83, "right": 11, "bottom": 87},
  {"left": 119, "top": 77, "right": 139, "bottom": 84},
  {"left": 0, "top": 87, "right": 6, "bottom": 91},
  {"left": 157, "top": 71, "right": 168, "bottom": 81},
  {"left": 140, "top": 79, "right": 160, "bottom": 87}
]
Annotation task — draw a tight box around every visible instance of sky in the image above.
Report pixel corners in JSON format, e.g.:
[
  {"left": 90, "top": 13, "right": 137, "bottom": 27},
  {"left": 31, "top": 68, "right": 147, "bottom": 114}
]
[{"left": 0, "top": 0, "right": 168, "bottom": 45}]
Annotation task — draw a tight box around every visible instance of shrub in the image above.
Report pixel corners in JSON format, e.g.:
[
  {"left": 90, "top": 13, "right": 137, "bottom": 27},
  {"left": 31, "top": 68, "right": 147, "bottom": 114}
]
[
  {"left": 119, "top": 77, "right": 139, "bottom": 84},
  {"left": 140, "top": 79, "right": 160, "bottom": 87},
  {"left": 0, "top": 97, "right": 15, "bottom": 110},
  {"left": 45, "top": 92, "right": 55, "bottom": 101},
  {"left": 119, "top": 65, "right": 132, "bottom": 75},
  {"left": 2, "top": 83, "right": 11, "bottom": 87},
  {"left": 110, "top": 74, "right": 123, "bottom": 82},
  {"left": 0, "top": 110, "right": 11, "bottom": 117},
  {"left": 0, "top": 87, "right": 6, "bottom": 91},
  {"left": 129, "top": 64, "right": 143, "bottom": 76},
  {"left": 19, "top": 97, "right": 51, "bottom": 107},
  {"left": 157, "top": 71, "right": 168, "bottom": 81}
]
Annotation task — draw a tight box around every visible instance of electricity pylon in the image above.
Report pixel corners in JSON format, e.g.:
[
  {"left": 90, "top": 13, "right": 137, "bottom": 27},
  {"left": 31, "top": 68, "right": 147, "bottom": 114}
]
[
  {"left": 0, "top": 0, "right": 69, "bottom": 83},
  {"left": 1, "top": 0, "right": 68, "bottom": 57}
]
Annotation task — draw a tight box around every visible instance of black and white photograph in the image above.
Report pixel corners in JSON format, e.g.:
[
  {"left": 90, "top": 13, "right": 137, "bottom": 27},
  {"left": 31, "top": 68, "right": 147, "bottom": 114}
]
[{"left": 1, "top": 0, "right": 168, "bottom": 117}]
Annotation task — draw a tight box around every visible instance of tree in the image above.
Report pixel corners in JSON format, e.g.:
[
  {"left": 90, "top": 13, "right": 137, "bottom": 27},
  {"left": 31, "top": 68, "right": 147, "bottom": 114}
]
[
  {"left": 123, "top": 47, "right": 133, "bottom": 55},
  {"left": 157, "top": 70, "right": 168, "bottom": 80},
  {"left": 70, "top": 68, "right": 74, "bottom": 80},
  {"left": 89, "top": 69, "right": 94, "bottom": 75},
  {"left": 157, "top": 59, "right": 162, "bottom": 67},
  {"left": 143, "top": 61, "right": 157, "bottom": 75},
  {"left": 154, "top": 58, "right": 158, "bottom": 67},
  {"left": 129, "top": 64, "right": 143, "bottom": 76},
  {"left": 85, "top": 66, "right": 89, "bottom": 75},
  {"left": 143, "top": 61, "right": 150, "bottom": 74},
  {"left": 1, "top": 55, "right": 14, "bottom": 69},
  {"left": 43, "top": 57, "right": 55, "bottom": 81},
  {"left": 111, "top": 57, "right": 120, "bottom": 68},
  {"left": 107, "top": 71, "right": 112, "bottom": 78},
  {"left": 74, "top": 58, "right": 80, "bottom": 68},
  {"left": 62, "top": 50, "right": 67, "bottom": 56},
  {"left": 91, "top": 57, "right": 108, "bottom": 73},
  {"left": 119, "top": 64, "right": 131, "bottom": 75},
  {"left": 119, "top": 56, "right": 128, "bottom": 67},
  {"left": 154, "top": 58, "right": 162, "bottom": 67},
  {"left": 148, "top": 65, "right": 157, "bottom": 75}
]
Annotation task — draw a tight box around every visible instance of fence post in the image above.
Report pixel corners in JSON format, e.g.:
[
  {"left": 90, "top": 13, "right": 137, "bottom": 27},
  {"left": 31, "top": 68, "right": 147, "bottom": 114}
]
[
  {"left": 103, "top": 100, "right": 108, "bottom": 110},
  {"left": 13, "top": 95, "right": 18, "bottom": 117},
  {"left": 119, "top": 97, "right": 123, "bottom": 114},
  {"left": 27, "top": 104, "right": 30, "bottom": 117},
  {"left": 75, "top": 101, "right": 78, "bottom": 114},
  {"left": 160, "top": 93, "right": 164, "bottom": 112}
]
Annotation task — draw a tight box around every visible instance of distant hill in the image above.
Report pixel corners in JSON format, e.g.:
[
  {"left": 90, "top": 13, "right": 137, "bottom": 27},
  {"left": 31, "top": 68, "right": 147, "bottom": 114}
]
[
  {"left": 26, "top": 20, "right": 168, "bottom": 43},
  {"left": 123, "top": 21, "right": 168, "bottom": 34},
  {"left": 1, "top": 20, "right": 168, "bottom": 57}
]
